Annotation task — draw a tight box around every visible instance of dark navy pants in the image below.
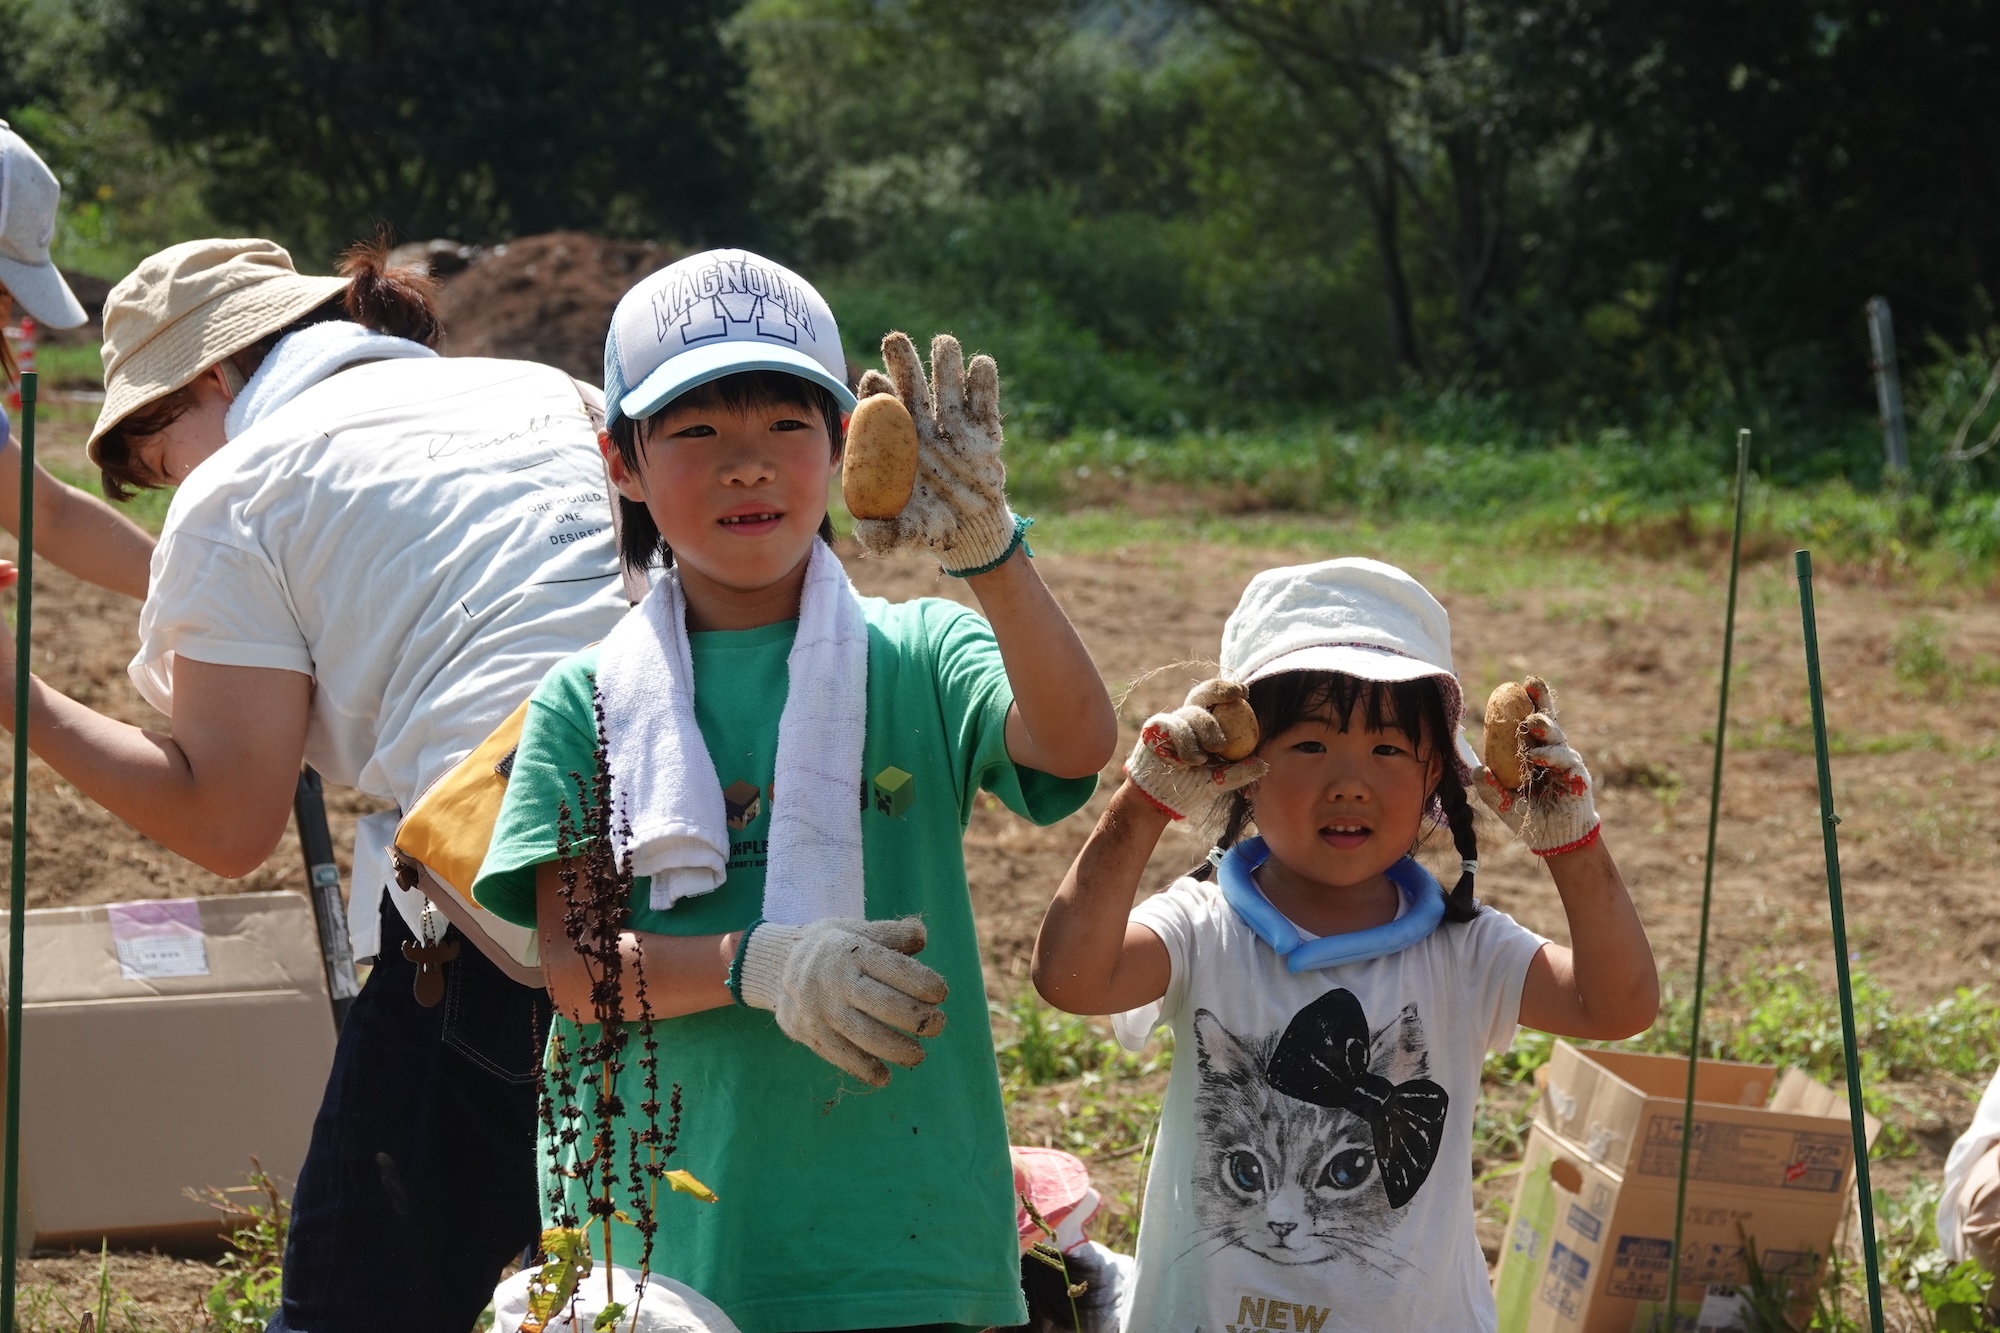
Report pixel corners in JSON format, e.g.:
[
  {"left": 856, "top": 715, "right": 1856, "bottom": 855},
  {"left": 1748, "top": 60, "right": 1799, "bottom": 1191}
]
[{"left": 266, "top": 897, "right": 551, "bottom": 1333}]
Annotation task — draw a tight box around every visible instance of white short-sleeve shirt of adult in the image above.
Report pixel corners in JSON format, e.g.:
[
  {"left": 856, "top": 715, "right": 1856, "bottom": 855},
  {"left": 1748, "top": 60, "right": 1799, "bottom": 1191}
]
[
  {"left": 1119, "top": 876, "right": 1547, "bottom": 1333},
  {"left": 131, "top": 356, "right": 629, "bottom": 812}
]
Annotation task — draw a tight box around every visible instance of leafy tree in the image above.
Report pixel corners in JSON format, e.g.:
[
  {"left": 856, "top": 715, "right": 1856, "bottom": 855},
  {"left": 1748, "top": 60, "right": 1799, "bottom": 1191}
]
[
  {"left": 1184, "top": 0, "right": 1518, "bottom": 374},
  {"left": 95, "top": 0, "right": 762, "bottom": 256}
]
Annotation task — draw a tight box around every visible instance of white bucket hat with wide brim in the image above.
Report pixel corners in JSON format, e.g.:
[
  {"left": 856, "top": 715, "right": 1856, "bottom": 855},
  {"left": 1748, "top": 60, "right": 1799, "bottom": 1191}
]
[
  {"left": 87, "top": 237, "right": 346, "bottom": 463},
  {"left": 0, "top": 120, "right": 88, "bottom": 330},
  {"left": 1220, "top": 556, "right": 1480, "bottom": 777}
]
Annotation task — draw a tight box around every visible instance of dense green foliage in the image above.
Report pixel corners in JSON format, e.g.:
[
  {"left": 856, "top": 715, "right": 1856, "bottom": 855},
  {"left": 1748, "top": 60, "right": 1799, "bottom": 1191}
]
[{"left": 9, "top": 0, "right": 2000, "bottom": 472}]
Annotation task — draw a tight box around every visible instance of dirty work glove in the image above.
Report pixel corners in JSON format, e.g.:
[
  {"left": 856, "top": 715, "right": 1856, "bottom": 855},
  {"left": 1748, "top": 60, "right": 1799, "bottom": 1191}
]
[
  {"left": 1474, "top": 681, "right": 1600, "bottom": 856},
  {"left": 1124, "top": 679, "right": 1267, "bottom": 825},
  {"left": 735, "top": 917, "right": 949, "bottom": 1087},
  {"left": 853, "top": 332, "right": 1021, "bottom": 575}
]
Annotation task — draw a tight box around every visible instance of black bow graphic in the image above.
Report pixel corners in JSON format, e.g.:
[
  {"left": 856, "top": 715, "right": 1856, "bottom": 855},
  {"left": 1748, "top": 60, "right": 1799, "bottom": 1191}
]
[{"left": 1264, "top": 988, "right": 1447, "bottom": 1208}]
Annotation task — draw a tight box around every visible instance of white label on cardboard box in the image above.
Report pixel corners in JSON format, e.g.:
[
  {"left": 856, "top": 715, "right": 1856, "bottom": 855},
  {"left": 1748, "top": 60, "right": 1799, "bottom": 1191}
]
[
  {"left": 107, "top": 899, "right": 209, "bottom": 980},
  {"left": 1696, "top": 1285, "right": 1748, "bottom": 1331}
]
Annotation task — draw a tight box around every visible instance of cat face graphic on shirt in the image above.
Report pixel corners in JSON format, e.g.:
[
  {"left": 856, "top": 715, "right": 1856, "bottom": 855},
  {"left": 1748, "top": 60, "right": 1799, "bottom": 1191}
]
[{"left": 1190, "top": 994, "right": 1440, "bottom": 1273}]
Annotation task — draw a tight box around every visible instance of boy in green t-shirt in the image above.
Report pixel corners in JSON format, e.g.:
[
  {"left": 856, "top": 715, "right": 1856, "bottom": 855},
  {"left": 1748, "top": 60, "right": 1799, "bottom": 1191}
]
[{"left": 471, "top": 249, "right": 1116, "bottom": 1333}]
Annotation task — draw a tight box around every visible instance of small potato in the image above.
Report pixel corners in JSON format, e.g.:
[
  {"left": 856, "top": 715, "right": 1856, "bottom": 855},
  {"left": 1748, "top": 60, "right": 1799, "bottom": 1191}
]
[
  {"left": 842, "top": 393, "right": 920, "bottom": 520},
  {"left": 1187, "top": 678, "right": 1261, "bottom": 762},
  {"left": 1483, "top": 678, "right": 1544, "bottom": 790}
]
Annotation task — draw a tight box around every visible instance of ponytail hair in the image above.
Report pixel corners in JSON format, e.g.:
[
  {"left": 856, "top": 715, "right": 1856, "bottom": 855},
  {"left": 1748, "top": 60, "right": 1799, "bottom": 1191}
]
[
  {"left": 336, "top": 234, "right": 443, "bottom": 349},
  {"left": 1187, "top": 669, "right": 1481, "bottom": 924}
]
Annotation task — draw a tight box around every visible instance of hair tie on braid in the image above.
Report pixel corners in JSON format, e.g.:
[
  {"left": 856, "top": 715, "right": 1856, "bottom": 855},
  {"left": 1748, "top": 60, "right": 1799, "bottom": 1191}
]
[{"left": 1434, "top": 764, "right": 1483, "bottom": 923}]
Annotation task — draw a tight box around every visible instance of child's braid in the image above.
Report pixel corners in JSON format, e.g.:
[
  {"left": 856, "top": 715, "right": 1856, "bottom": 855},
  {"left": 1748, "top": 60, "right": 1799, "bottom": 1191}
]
[
  {"left": 1434, "top": 765, "right": 1483, "bottom": 923},
  {"left": 1187, "top": 793, "right": 1255, "bottom": 882}
]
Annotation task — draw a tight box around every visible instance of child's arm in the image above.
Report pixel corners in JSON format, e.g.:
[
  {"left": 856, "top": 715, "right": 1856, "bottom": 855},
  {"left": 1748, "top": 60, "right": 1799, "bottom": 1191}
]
[
  {"left": 1034, "top": 781, "right": 1174, "bottom": 1015},
  {"left": 1035, "top": 682, "right": 1263, "bottom": 1014},
  {"left": 534, "top": 860, "right": 739, "bottom": 1025},
  {"left": 846, "top": 333, "right": 1115, "bottom": 777},
  {"left": 1517, "top": 836, "right": 1659, "bottom": 1040},
  {"left": 534, "top": 862, "right": 949, "bottom": 1087},
  {"left": 1483, "top": 691, "right": 1660, "bottom": 1040},
  {"left": 964, "top": 550, "right": 1116, "bottom": 780}
]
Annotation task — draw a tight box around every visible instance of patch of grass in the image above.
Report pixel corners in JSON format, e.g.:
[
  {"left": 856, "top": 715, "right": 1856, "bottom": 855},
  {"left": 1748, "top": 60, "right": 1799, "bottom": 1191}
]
[
  {"left": 991, "top": 991, "right": 1168, "bottom": 1093},
  {"left": 1892, "top": 616, "right": 1952, "bottom": 686},
  {"left": 13, "top": 1242, "right": 172, "bottom": 1333},
  {"left": 995, "top": 423, "right": 2000, "bottom": 586},
  {"left": 25, "top": 342, "right": 104, "bottom": 392},
  {"left": 1730, "top": 719, "right": 1951, "bottom": 756}
]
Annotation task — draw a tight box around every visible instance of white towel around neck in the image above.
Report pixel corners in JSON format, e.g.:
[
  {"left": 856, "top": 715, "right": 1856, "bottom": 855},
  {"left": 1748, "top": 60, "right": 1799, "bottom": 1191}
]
[
  {"left": 224, "top": 321, "right": 437, "bottom": 439},
  {"left": 595, "top": 540, "right": 869, "bottom": 921}
]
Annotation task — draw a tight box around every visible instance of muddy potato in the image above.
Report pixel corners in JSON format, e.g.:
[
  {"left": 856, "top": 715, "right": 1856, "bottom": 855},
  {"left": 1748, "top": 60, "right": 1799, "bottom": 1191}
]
[
  {"left": 842, "top": 393, "right": 920, "bottom": 520},
  {"left": 1187, "top": 678, "right": 1261, "bottom": 762},
  {"left": 1482, "top": 678, "right": 1543, "bottom": 790}
]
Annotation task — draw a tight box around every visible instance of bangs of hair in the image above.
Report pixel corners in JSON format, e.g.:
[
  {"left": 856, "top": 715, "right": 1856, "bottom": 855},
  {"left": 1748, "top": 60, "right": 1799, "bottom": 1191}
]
[{"left": 1246, "top": 670, "right": 1447, "bottom": 760}]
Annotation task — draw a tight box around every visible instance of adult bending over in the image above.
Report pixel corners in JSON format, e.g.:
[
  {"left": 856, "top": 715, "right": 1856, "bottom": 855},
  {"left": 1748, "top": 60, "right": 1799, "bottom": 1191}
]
[{"left": 0, "top": 237, "right": 629, "bottom": 1332}]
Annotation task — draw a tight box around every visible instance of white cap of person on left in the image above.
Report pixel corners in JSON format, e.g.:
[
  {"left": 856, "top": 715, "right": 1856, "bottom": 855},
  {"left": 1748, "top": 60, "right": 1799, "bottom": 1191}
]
[
  {"left": 603, "top": 248, "right": 856, "bottom": 429},
  {"left": 0, "top": 120, "right": 87, "bottom": 329}
]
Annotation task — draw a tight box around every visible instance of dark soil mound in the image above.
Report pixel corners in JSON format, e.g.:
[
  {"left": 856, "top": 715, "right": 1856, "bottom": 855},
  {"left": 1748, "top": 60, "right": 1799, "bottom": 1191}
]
[{"left": 426, "top": 232, "right": 681, "bottom": 382}]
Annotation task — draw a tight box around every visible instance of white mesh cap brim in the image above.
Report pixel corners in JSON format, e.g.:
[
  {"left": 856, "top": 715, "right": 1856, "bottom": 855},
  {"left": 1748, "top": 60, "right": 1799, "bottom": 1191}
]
[
  {"left": 0, "top": 254, "right": 86, "bottom": 330},
  {"left": 617, "top": 339, "right": 859, "bottom": 421}
]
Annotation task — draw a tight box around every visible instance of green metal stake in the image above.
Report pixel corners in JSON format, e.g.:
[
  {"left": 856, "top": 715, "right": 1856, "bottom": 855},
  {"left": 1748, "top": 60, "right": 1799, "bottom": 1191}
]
[
  {"left": 1663, "top": 429, "right": 1750, "bottom": 1329},
  {"left": 2, "top": 370, "right": 35, "bottom": 1328},
  {"left": 1795, "top": 548, "right": 1885, "bottom": 1333}
]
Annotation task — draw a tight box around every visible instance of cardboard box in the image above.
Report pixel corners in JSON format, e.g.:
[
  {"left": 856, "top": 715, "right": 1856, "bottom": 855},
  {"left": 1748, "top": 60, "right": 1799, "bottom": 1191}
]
[
  {"left": 0, "top": 892, "right": 338, "bottom": 1253},
  {"left": 1493, "top": 1042, "right": 1878, "bottom": 1333}
]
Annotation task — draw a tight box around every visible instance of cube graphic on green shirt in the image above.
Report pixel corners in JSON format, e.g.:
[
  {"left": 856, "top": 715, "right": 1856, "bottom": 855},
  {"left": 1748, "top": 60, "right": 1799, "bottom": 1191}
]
[
  {"left": 872, "top": 766, "right": 915, "bottom": 818},
  {"left": 723, "top": 779, "right": 762, "bottom": 830}
]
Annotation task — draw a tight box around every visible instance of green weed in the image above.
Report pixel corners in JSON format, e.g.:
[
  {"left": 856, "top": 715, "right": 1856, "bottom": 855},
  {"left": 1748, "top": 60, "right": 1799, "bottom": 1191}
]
[
  {"left": 1894, "top": 617, "right": 1953, "bottom": 686},
  {"left": 188, "top": 1161, "right": 288, "bottom": 1331},
  {"left": 991, "top": 992, "right": 1167, "bottom": 1092}
]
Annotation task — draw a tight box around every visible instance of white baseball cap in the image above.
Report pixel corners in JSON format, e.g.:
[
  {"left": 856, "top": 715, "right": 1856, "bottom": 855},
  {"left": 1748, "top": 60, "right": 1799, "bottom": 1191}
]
[
  {"left": 1221, "top": 557, "right": 1476, "bottom": 773},
  {"left": 0, "top": 121, "right": 87, "bottom": 330},
  {"left": 603, "top": 248, "right": 856, "bottom": 427}
]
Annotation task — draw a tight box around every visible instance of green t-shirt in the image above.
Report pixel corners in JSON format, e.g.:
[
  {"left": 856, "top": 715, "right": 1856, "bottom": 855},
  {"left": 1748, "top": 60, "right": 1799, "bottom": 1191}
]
[{"left": 474, "top": 595, "right": 1096, "bottom": 1333}]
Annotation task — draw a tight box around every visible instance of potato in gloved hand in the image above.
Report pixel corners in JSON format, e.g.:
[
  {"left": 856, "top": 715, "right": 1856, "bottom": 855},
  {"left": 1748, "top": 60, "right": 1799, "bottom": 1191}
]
[
  {"left": 1474, "top": 676, "right": 1601, "bottom": 856},
  {"left": 851, "top": 333, "right": 1020, "bottom": 574},
  {"left": 1124, "top": 678, "right": 1267, "bottom": 825}
]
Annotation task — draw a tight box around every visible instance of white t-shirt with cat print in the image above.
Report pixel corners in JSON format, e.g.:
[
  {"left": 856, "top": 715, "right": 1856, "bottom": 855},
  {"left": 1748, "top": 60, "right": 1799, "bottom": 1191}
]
[{"left": 1116, "top": 873, "right": 1547, "bottom": 1333}]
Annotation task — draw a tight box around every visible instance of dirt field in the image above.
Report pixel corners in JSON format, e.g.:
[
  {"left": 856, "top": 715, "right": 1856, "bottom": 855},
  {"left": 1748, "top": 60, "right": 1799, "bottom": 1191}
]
[{"left": 7, "top": 394, "right": 1998, "bottom": 1326}]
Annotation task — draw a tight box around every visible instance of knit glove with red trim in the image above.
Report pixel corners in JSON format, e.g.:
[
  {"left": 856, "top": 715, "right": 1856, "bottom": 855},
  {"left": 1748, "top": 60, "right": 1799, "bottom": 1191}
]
[
  {"left": 852, "top": 332, "right": 1019, "bottom": 575},
  {"left": 1124, "top": 682, "right": 1267, "bottom": 825},
  {"left": 1475, "top": 700, "right": 1600, "bottom": 856}
]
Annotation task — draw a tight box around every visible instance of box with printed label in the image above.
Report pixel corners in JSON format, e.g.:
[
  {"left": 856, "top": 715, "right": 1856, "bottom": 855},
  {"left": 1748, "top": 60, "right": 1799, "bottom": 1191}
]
[
  {"left": 0, "top": 893, "right": 337, "bottom": 1253},
  {"left": 1492, "top": 1042, "right": 1877, "bottom": 1333}
]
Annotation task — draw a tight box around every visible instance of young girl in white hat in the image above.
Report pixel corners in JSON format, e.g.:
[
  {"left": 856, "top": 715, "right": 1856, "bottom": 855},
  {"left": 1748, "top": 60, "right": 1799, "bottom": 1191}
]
[
  {"left": 1034, "top": 556, "right": 1658, "bottom": 1332},
  {"left": 0, "top": 120, "right": 155, "bottom": 597}
]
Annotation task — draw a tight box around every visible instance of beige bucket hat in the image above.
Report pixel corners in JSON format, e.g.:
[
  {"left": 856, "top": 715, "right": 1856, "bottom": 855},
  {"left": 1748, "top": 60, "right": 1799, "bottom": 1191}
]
[{"left": 88, "top": 238, "right": 346, "bottom": 463}]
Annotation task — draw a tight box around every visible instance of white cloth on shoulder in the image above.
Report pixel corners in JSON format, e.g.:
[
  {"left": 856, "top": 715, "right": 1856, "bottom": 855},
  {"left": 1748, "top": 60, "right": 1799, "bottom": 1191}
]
[
  {"left": 596, "top": 538, "right": 869, "bottom": 919},
  {"left": 223, "top": 320, "right": 436, "bottom": 439}
]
